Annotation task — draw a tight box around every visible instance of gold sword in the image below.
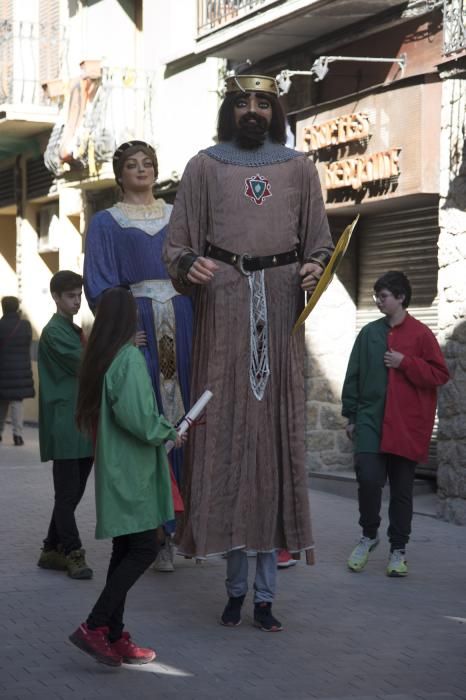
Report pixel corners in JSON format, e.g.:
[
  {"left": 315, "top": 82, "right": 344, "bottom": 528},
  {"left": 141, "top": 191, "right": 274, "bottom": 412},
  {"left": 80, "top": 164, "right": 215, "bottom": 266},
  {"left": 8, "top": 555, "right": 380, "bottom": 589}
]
[{"left": 292, "top": 215, "right": 360, "bottom": 335}]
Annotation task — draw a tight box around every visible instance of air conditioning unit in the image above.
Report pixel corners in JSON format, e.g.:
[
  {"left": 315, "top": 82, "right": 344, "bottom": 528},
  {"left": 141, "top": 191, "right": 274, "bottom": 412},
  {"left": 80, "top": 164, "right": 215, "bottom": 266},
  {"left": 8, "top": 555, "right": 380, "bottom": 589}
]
[{"left": 38, "top": 203, "right": 60, "bottom": 253}]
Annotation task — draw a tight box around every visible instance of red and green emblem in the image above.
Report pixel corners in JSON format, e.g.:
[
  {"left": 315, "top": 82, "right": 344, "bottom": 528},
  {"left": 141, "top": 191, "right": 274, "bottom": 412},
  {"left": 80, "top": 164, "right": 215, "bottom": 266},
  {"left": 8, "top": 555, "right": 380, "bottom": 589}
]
[{"left": 244, "top": 174, "right": 272, "bottom": 206}]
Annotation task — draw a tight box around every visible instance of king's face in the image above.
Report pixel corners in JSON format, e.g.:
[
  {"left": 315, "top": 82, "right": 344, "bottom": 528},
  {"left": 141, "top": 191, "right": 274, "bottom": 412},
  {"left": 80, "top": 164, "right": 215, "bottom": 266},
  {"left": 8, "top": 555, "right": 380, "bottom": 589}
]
[{"left": 233, "top": 91, "right": 273, "bottom": 129}]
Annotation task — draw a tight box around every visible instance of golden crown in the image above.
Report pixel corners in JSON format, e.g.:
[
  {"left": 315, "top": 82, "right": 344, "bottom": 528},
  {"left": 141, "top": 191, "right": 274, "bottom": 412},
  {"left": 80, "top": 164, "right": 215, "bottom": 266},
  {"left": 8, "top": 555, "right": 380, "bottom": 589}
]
[{"left": 225, "top": 75, "right": 279, "bottom": 97}]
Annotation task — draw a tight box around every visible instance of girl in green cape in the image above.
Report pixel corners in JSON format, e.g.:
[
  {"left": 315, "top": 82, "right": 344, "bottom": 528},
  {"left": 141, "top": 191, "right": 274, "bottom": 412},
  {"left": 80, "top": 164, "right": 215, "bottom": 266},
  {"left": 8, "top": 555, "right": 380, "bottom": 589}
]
[{"left": 69, "top": 287, "right": 185, "bottom": 667}]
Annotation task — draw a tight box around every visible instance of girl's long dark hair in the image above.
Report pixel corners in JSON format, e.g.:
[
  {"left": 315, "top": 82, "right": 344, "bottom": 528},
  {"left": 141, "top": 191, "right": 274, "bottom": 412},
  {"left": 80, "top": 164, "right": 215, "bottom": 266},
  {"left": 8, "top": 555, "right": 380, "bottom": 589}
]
[
  {"left": 76, "top": 287, "right": 137, "bottom": 435},
  {"left": 217, "top": 92, "right": 286, "bottom": 144}
]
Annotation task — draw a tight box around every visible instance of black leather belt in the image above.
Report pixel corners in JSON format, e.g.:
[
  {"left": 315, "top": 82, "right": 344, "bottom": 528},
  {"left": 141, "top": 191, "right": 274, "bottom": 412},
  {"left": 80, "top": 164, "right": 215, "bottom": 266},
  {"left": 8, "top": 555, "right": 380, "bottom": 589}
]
[{"left": 205, "top": 241, "right": 299, "bottom": 276}]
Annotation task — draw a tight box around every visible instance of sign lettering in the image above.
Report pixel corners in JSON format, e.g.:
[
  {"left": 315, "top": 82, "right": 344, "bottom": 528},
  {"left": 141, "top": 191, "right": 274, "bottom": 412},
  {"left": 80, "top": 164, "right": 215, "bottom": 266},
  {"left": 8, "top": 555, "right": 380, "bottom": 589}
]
[
  {"left": 303, "top": 112, "right": 370, "bottom": 151},
  {"left": 325, "top": 148, "right": 401, "bottom": 190}
]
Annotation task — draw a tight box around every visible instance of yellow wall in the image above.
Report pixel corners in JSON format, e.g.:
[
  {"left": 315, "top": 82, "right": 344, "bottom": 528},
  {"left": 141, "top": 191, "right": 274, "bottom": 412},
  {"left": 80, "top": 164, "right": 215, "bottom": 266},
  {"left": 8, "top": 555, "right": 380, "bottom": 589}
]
[
  {"left": 0, "top": 213, "right": 41, "bottom": 423},
  {"left": 0, "top": 215, "right": 18, "bottom": 297}
]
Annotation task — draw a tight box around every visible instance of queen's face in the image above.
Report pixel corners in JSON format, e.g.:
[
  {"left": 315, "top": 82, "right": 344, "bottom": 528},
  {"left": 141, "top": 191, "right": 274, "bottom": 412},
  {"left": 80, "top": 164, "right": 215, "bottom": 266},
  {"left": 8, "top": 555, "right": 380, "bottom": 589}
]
[{"left": 119, "top": 151, "right": 156, "bottom": 192}]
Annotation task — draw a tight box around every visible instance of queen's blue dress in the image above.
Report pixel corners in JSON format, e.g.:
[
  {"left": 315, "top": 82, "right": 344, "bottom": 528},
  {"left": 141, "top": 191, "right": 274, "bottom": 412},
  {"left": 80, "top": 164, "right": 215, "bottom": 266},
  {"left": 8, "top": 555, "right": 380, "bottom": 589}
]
[{"left": 84, "top": 199, "right": 193, "bottom": 490}]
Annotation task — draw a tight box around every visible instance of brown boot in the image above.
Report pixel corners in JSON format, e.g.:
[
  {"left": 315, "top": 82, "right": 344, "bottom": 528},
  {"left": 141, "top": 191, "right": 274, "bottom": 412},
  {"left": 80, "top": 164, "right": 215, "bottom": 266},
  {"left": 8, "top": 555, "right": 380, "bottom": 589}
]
[
  {"left": 65, "top": 549, "right": 93, "bottom": 579},
  {"left": 37, "top": 545, "right": 68, "bottom": 571}
]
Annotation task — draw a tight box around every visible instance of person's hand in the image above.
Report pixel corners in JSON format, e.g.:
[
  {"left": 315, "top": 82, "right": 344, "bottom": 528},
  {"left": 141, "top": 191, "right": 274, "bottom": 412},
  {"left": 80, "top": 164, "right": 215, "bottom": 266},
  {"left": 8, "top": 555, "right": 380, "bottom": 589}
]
[
  {"left": 134, "top": 330, "right": 147, "bottom": 347},
  {"left": 346, "top": 423, "right": 355, "bottom": 440},
  {"left": 299, "top": 262, "right": 324, "bottom": 292},
  {"left": 174, "top": 432, "right": 187, "bottom": 449},
  {"left": 187, "top": 257, "right": 219, "bottom": 285},
  {"left": 384, "top": 348, "right": 404, "bottom": 369}
]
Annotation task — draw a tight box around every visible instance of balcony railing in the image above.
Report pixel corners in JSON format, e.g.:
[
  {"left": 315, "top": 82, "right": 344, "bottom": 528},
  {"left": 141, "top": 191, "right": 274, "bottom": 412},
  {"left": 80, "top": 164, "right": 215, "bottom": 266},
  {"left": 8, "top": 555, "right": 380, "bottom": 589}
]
[
  {"left": 0, "top": 19, "right": 67, "bottom": 106},
  {"left": 443, "top": 0, "right": 466, "bottom": 53},
  {"left": 44, "top": 66, "right": 158, "bottom": 177},
  {"left": 197, "top": 0, "right": 277, "bottom": 35}
]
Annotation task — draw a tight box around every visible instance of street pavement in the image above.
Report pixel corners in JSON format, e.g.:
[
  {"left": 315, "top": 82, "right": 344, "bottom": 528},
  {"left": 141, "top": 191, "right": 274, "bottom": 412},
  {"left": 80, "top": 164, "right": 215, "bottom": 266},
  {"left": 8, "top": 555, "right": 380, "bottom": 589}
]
[{"left": 1, "top": 425, "right": 465, "bottom": 700}]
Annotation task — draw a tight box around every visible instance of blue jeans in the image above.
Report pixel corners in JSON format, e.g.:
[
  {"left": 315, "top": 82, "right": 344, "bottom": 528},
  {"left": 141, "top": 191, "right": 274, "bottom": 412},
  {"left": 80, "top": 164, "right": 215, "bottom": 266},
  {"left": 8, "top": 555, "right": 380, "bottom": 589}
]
[
  {"left": 0, "top": 400, "right": 23, "bottom": 437},
  {"left": 225, "top": 549, "right": 277, "bottom": 603}
]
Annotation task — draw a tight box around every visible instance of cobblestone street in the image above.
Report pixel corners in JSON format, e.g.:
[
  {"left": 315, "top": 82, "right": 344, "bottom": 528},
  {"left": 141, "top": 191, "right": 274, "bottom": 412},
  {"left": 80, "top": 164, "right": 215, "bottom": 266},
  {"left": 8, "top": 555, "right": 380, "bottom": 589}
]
[{"left": 1, "top": 427, "right": 465, "bottom": 700}]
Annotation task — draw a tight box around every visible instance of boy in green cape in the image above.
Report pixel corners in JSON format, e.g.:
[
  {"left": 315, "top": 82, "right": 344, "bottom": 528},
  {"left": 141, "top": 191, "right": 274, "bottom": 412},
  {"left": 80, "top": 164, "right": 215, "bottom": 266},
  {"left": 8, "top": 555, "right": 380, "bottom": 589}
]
[{"left": 37, "top": 271, "right": 94, "bottom": 579}]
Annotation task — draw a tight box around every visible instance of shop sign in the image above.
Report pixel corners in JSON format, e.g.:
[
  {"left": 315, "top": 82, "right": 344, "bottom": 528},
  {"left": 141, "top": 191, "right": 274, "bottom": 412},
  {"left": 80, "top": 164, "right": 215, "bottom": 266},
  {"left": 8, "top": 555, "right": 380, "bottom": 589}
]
[
  {"left": 297, "top": 81, "right": 440, "bottom": 202},
  {"left": 303, "top": 112, "right": 370, "bottom": 151},
  {"left": 325, "top": 148, "right": 401, "bottom": 190}
]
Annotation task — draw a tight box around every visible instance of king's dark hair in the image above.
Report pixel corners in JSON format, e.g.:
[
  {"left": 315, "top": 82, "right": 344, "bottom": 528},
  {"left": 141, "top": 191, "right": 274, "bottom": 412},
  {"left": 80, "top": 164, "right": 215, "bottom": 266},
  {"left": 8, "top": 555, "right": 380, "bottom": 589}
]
[
  {"left": 76, "top": 287, "right": 137, "bottom": 435},
  {"left": 374, "top": 271, "right": 412, "bottom": 308},
  {"left": 217, "top": 92, "right": 287, "bottom": 143}
]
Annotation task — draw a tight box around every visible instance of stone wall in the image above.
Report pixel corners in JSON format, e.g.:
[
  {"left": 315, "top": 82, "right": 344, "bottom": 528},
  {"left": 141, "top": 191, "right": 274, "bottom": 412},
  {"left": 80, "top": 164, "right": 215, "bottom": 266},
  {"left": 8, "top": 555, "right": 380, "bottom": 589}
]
[
  {"left": 304, "top": 239, "right": 357, "bottom": 473},
  {"left": 437, "top": 73, "right": 466, "bottom": 524}
]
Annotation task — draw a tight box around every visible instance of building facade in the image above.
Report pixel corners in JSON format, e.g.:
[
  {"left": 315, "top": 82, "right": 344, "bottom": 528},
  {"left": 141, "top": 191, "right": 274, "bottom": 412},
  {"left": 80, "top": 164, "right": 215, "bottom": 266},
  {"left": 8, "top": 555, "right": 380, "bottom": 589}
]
[
  {"left": 0, "top": 0, "right": 222, "bottom": 420},
  {"left": 1, "top": 0, "right": 465, "bottom": 522},
  {"left": 176, "top": 0, "right": 465, "bottom": 520}
]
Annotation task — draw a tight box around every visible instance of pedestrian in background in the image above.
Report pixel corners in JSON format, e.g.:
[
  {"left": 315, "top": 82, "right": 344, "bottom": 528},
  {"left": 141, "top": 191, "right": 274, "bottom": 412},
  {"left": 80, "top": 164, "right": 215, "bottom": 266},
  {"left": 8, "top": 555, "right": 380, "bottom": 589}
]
[
  {"left": 70, "top": 287, "right": 185, "bottom": 667},
  {"left": 0, "top": 296, "right": 34, "bottom": 446},
  {"left": 37, "top": 271, "right": 94, "bottom": 580},
  {"left": 342, "top": 271, "right": 449, "bottom": 577}
]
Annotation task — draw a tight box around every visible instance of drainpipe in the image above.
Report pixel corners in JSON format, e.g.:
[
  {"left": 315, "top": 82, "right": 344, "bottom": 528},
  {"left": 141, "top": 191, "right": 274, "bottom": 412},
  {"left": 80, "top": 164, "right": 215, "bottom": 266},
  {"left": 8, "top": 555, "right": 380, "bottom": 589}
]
[{"left": 14, "top": 154, "right": 26, "bottom": 302}]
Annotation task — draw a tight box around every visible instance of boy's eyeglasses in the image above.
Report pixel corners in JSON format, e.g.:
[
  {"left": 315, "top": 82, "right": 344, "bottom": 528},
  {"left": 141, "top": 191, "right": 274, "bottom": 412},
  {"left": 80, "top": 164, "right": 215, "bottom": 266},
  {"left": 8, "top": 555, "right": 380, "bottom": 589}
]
[{"left": 372, "top": 292, "right": 393, "bottom": 303}]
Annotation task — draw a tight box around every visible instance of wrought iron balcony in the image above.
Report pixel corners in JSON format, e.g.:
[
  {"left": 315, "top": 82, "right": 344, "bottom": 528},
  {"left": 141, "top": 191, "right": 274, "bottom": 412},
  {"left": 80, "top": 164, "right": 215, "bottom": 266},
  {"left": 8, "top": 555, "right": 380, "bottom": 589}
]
[
  {"left": 197, "top": 0, "right": 276, "bottom": 35},
  {"left": 43, "top": 66, "right": 158, "bottom": 178},
  {"left": 0, "top": 19, "right": 66, "bottom": 106},
  {"left": 443, "top": 0, "right": 466, "bottom": 54}
]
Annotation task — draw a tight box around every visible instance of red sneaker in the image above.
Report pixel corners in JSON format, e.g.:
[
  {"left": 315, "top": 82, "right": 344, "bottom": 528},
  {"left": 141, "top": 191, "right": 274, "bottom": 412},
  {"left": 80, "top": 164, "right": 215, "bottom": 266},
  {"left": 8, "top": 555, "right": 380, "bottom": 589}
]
[
  {"left": 69, "top": 623, "right": 122, "bottom": 667},
  {"left": 111, "top": 631, "right": 156, "bottom": 665},
  {"left": 277, "top": 550, "right": 297, "bottom": 569}
]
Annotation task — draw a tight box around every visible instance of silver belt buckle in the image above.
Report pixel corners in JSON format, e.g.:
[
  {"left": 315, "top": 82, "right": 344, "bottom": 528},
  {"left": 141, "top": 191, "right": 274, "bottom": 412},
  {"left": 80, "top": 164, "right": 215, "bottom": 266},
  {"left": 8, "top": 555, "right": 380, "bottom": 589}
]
[{"left": 236, "top": 253, "right": 252, "bottom": 277}]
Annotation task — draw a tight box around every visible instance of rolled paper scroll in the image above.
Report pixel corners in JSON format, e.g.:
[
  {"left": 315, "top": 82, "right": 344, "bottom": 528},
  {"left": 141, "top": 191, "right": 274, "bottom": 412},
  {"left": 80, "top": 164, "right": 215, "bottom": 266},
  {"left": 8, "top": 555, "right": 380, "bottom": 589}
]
[{"left": 166, "top": 390, "right": 213, "bottom": 453}]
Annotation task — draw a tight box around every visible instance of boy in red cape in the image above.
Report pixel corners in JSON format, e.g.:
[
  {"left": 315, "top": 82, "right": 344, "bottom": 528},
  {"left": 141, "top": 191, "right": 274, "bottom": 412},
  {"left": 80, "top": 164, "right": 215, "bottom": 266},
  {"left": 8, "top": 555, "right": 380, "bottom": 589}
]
[{"left": 342, "top": 271, "right": 449, "bottom": 577}]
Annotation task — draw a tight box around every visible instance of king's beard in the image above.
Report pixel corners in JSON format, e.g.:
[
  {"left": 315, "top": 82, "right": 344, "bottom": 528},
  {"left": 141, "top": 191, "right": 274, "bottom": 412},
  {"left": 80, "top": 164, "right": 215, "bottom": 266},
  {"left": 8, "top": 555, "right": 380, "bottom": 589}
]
[{"left": 235, "top": 112, "right": 269, "bottom": 149}]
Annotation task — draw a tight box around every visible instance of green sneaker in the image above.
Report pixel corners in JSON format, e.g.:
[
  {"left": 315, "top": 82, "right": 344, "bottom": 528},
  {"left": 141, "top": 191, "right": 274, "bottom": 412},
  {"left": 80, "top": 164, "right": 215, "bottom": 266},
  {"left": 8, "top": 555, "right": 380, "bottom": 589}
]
[
  {"left": 386, "top": 549, "right": 408, "bottom": 577},
  {"left": 347, "top": 536, "right": 379, "bottom": 572},
  {"left": 37, "top": 546, "right": 68, "bottom": 571},
  {"left": 65, "top": 548, "right": 93, "bottom": 580}
]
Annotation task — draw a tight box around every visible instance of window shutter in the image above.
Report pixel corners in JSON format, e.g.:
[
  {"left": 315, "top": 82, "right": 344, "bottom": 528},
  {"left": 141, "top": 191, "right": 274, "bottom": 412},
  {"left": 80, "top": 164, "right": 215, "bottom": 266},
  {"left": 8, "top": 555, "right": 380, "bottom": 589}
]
[{"left": 39, "top": 0, "right": 60, "bottom": 84}]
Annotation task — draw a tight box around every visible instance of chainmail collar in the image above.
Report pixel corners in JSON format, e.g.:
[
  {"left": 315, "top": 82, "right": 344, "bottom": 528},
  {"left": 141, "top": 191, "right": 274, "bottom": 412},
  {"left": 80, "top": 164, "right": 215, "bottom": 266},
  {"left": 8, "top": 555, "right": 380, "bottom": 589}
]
[{"left": 201, "top": 137, "right": 303, "bottom": 166}]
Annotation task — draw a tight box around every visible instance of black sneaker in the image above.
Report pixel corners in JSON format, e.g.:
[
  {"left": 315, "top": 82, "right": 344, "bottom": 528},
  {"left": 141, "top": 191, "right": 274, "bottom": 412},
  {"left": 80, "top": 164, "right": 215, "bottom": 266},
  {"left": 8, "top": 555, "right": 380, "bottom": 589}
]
[
  {"left": 220, "top": 595, "right": 245, "bottom": 627},
  {"left": 253, "top": 602, "right": 283, "bottom": 632},
  {"left": 13, "top": 435, "right": 24, "bottom": 446}
]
